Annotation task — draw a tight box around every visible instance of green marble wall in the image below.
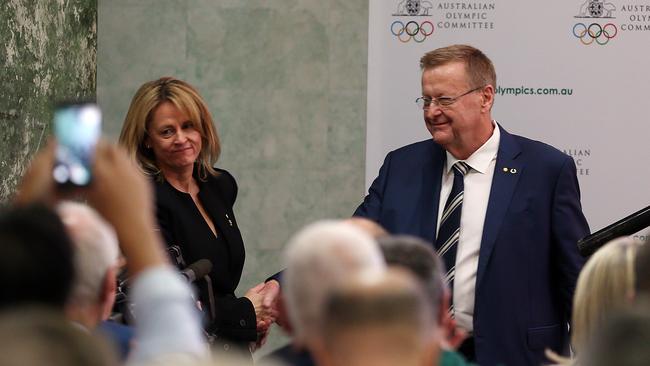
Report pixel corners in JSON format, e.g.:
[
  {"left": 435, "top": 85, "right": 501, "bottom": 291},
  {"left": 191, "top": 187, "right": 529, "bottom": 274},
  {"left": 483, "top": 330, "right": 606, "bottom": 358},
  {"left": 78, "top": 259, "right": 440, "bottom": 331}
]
[
  {"left": 0, "top": 0, "right": 96, "bottom": 200},
  {"left": 98, "top": 0, "right": 368, "bottom": 355}
]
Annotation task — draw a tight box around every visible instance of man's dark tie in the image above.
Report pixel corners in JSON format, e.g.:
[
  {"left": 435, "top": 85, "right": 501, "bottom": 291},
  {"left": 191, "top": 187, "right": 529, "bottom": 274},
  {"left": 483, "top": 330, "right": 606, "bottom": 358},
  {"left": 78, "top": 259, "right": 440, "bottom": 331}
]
[{"left": 436, "top": 161, "right": 470, "bottom": 312}]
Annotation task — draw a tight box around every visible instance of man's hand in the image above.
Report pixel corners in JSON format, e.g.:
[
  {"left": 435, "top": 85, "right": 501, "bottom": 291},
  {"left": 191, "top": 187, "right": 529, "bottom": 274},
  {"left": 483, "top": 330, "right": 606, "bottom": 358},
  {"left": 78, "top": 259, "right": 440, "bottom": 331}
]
[
  {"left": 244, "top": 281, "right": 280, "bottom": 334},
  {"left": 261, "top": 280, "right": 280, "bottom": 310},
  {"left": 274, "top": 294, "right": 292, "bottom": 333},
  {"left": 440, "top": 314, "right": 468, "bottom": 350},
  {"left": 86, "top": 142, "right": 167, "bottom": 275}
]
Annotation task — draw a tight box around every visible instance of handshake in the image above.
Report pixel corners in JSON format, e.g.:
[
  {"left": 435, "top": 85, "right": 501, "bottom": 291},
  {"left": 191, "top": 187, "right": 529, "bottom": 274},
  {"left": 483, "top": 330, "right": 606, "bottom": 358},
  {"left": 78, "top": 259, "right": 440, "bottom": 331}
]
[{"left": 244, "top": 279, "right": 283, "bottom": 349}]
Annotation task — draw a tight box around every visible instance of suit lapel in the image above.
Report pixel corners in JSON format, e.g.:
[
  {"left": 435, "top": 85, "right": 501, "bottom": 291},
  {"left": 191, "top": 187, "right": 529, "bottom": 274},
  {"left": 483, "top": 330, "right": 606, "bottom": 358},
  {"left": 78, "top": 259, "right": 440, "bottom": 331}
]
[
  {"left": 476, "top": 127, "right": 523, "bottom": 289},
  {"left": 198, "top": 178, "right": 242, "bottom": 274},
  {"left": 422, "top": 143, "right": 445, "bottom": 244}
]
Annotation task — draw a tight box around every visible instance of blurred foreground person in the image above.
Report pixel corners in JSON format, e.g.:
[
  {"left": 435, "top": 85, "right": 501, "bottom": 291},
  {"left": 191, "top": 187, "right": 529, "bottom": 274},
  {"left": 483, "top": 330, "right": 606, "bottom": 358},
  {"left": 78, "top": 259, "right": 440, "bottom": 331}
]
[
  {"left": 582, "top": 299, "right": 650, "bottom": 366},
  {"left": 314, "top": 269, "right": 439, "bottom": 366},
  {"left": 11, "top": 141, "right": 208, "bottom": 365},
  {"left": 120, "top": 77, "right": 278, "bottom": 353},
  {"left": 0, "top": 307, "right": 116, "bottom": 366},
  {"left": 570, "top": 237, "right": 642, "bottom": 355},
  {"left": 547, "top": 237, "right": 643, "bottom": 365},
  {"left": 0, "top": 203, "right": 74, "bottom": 311},
  {"left": 57, "top": 201, "right": 133, "bottom": 359},
  {"left": 266, "top": 220, "right": 386, "bottom": 365},
  {"left": 378, "top": 235, "right": 472, "bottom": 366},
  {"left": 635, "top": 240, "right": 650, "bottom": 295},
  {"left": 343, "top": 216, "right": 389, "bottom": 238}
]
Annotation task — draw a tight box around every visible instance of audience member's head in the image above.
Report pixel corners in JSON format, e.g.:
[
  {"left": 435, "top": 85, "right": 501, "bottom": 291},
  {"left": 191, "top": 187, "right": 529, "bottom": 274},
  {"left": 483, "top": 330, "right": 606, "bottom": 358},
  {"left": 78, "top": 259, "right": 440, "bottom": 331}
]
[
  {"left": 316, "top": 269, "right": 439, "bottom": 366},
  {"left": 57, "top": 201, "right": 120, "bottom": 328},
  {"left": 582, "top": 298, "right": 650, "bottom": 366},
  {"left": 283, "top": 220, "right": 386, "bottom": 346},
  {"left": 0, "top": 306, "right": 116, "bottom": 366},
  {"left": 634, "top": 238, "right": 650, "bottom": 295},
  {"left": 0, "top": 204, "right": 74, "bottom": 310},
  {"left": 344, "top": 217, "right": 388, "bottom": 238},
  {"left": 571, "top": 236, "right": 643, "bottom": 353},
  {"left": 377, "top": 235, "right": 445, "bottom": 321}
]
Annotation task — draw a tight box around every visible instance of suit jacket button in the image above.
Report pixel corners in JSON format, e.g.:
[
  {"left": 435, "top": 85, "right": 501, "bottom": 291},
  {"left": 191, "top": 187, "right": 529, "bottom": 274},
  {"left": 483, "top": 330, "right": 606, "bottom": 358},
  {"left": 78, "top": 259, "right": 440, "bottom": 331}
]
[{"left": 240, "top": 319, "right": 246, "bottom": 326}]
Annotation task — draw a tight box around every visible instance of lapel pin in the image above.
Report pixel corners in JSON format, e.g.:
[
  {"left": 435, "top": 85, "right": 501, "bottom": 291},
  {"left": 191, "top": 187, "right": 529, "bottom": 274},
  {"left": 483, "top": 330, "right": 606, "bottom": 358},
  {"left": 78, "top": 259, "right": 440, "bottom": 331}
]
[
  {"left": 502, "top": 167, "right": 508, "bottom": 172},
  {"left": 510, "top": 168, "right": 517, "bottom": 174}
]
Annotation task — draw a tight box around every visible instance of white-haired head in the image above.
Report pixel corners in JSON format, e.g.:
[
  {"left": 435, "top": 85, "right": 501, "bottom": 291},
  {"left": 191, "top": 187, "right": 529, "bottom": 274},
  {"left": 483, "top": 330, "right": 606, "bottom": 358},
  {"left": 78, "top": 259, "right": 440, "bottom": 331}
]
[
  {"left": 283, "top": 220, "right": 386, "bottom": 344},
  {"left": 57, "top": 202, "right": 119, "bottom": 308}
]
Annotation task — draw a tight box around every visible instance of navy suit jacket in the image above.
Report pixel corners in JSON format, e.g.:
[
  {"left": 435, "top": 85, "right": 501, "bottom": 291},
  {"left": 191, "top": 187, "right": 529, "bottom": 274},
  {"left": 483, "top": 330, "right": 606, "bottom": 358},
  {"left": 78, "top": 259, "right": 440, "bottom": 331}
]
[{"left": 354, "top": 126, "right": 589, "bottom": 366}]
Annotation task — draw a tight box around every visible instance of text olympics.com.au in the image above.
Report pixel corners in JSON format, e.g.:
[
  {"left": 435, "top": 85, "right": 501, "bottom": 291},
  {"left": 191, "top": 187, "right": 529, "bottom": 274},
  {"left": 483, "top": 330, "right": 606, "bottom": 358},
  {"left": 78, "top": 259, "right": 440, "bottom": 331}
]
[{"left": 496, "top": 86, "right": 574, "bottom": 96}]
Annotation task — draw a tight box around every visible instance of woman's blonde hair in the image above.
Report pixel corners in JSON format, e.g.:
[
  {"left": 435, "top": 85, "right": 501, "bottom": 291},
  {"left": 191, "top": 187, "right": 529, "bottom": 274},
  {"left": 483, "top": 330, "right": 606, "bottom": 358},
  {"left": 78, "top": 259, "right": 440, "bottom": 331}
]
[
  {"left": 571, "top": 236, "right": 643, "bottom": 354},
  {"left": 118, "top": 77, "right": 220, "bottom": 180}
]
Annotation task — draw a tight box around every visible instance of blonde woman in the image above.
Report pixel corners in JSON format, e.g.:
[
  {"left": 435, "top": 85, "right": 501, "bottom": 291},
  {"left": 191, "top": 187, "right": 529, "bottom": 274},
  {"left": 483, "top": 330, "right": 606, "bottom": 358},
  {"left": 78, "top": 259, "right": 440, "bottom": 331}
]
[
  {"left": 119, "top": 77, "right": 278, "bottom": 354},
  {"left": 547, "top": 236, "right": 643, "bottom": 365}
]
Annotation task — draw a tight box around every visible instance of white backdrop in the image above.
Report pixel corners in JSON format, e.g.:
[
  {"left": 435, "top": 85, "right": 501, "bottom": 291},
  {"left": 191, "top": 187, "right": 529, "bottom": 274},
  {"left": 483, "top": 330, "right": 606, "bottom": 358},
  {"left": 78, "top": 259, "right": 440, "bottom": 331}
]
[{"left": 366, "top": 0, "right": 650, "bottom": 233}]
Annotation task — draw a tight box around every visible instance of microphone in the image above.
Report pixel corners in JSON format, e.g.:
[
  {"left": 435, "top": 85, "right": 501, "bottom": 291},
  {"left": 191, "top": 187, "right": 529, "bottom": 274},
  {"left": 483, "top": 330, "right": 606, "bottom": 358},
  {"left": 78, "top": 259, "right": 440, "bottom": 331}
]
[
  {"left": 578, "top": 205, "right": 650, "bottom": 257},
  {"left": 180, "top": 259, "right": 213, "bottom": 283}
]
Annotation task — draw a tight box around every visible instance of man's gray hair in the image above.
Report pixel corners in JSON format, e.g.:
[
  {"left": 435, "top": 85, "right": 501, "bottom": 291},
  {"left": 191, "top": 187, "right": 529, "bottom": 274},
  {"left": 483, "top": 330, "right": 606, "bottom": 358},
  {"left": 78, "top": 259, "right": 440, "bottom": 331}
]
[
  {"left": 283, "top": 220, "right": 386, "bottom": 343},
  {"left": 57, "top": 202, "right": 119, "bottom": 305},
  {"left": 377, "top": 235, "right": 445, "bottom": 321}
]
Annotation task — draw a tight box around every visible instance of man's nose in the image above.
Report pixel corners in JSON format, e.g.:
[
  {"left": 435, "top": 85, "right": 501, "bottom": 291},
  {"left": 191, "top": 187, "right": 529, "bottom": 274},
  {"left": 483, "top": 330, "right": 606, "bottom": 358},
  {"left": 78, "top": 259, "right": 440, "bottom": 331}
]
[{"left": 424, "top": 104, "right": 442, "bottom": 118}]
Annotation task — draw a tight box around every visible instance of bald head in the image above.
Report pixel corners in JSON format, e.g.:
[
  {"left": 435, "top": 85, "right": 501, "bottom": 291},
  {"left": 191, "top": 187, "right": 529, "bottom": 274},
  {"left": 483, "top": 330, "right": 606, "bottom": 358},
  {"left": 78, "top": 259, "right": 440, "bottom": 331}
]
[{"left": 318, "top": 269, "right": 439, "bottom": 366}]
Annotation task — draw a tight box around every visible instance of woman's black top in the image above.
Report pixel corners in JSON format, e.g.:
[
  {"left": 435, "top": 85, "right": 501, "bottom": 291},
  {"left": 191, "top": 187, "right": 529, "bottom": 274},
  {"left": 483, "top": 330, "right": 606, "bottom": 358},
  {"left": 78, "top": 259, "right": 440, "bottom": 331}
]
[{"left": 153, "top": 168, "right": 256, "bottom": 342}]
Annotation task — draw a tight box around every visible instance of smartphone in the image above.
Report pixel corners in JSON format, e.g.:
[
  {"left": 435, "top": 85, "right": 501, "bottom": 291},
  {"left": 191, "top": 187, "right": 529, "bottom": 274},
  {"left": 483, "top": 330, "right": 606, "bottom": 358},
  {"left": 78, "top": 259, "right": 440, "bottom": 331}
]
[{"left": 52, "top": 102, "right": 101, "bottom": 187}]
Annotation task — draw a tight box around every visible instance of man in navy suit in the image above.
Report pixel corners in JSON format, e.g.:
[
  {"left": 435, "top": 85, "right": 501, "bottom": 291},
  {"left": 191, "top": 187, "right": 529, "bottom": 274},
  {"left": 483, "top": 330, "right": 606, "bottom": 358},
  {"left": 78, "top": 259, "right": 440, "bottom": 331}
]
[{"left": 355, "top": 45, "right": 589, "bottom": 366}]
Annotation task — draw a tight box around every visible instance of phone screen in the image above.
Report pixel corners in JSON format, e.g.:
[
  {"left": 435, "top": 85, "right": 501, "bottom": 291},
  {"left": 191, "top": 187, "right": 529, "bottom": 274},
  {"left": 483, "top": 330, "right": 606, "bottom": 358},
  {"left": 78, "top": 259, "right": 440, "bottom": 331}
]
[{"left": 52, "top": 102, "right": 101, "bottom": 187}]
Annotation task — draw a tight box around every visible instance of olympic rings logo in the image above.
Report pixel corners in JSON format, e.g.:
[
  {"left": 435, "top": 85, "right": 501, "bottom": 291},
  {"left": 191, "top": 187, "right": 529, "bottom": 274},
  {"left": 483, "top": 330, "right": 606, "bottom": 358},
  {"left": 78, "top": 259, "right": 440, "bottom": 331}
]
[
  {"left": 390, "top": 20, "right": 434, "bottom": 43},
  {"left": 572, "top": 23, "right": 618, "bottom": 45}
]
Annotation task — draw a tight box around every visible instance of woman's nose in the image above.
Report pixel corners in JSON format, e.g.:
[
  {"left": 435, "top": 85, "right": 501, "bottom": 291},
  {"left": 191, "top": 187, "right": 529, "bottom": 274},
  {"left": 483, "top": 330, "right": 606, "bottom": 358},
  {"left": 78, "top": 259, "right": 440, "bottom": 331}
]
[{"left": 174, "top": 129, "right": 187, "bottom": 142}]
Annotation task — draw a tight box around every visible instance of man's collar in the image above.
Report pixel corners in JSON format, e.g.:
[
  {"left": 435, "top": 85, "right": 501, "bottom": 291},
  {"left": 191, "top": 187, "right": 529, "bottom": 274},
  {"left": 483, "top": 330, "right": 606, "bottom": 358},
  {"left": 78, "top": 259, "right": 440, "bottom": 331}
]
[{"left": 445, "top": 121, "right": 500, "bottom": 174}]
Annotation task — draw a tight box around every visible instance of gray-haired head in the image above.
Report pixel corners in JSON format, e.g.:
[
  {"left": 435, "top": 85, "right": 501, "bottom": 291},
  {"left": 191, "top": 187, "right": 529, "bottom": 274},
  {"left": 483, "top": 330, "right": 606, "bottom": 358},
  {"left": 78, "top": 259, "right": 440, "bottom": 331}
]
[
  {"left": 57, "top": 202, "right": 119, "bottom": 308},
  {"left": 283, "top": 220, "right": 386, "bottom": 345},
  {"left": 377, "top": 235, "right": 445, "bottom": 321}
]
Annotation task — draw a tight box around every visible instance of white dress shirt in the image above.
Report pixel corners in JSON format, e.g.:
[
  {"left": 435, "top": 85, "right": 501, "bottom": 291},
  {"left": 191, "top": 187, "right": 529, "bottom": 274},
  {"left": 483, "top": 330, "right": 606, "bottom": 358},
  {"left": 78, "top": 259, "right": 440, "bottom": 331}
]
[
  {"left": 127, "top": 265, "right": 209, "bottom": 365},
  {"left": 436, "top": 121, "right": 500, "bottom": 333}
]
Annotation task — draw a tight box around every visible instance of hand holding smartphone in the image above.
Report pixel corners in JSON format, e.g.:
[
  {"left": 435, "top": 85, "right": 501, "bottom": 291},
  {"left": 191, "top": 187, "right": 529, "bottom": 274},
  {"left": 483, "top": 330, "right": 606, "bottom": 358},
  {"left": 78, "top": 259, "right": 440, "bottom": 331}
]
[{"left": 52, "top": 102, "right": 101, "bottom": 188}]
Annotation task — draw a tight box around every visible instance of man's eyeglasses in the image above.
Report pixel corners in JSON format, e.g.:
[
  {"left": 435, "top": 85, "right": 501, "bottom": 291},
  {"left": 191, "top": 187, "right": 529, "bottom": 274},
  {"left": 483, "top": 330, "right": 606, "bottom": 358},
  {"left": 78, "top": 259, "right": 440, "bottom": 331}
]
[{"left": 415, "top": 86, "right": 484, "bottom": 110}]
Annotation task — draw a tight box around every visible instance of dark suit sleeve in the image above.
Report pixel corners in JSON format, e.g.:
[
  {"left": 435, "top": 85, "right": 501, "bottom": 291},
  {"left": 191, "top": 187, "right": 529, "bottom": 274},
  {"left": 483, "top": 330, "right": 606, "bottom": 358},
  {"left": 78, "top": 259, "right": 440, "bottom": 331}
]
[
  {"left": 211, "top": 294, "right": 257, "bottom": 341},
  {"left": 353, "top": 152, "right": 393, "bottom": 220},
  {"left": 551, "top": 156, "right": 590, "bottom": 323}
]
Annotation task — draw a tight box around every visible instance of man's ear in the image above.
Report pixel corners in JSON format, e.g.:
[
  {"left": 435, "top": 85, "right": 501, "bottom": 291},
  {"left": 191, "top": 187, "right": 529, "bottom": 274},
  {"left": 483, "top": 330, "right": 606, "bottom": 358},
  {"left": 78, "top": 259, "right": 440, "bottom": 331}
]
[
  {"left": 481, "top": 84, "right": 495, "bottom": 112},
  {"left": 439, "top": 287, "right": 451, "bottom": 325},
  {"left": 100, "top": 266, "right": 118, "bottom": 320}
]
